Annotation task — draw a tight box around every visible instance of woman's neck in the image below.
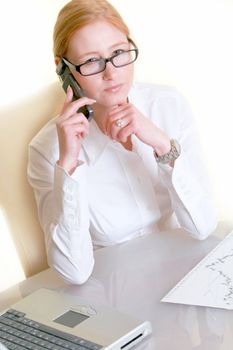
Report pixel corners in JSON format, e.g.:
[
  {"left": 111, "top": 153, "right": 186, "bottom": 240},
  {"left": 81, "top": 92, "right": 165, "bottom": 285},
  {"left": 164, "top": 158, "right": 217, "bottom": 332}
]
[{"left": 92, "top": 104, "right": 109, "bottom": 134}]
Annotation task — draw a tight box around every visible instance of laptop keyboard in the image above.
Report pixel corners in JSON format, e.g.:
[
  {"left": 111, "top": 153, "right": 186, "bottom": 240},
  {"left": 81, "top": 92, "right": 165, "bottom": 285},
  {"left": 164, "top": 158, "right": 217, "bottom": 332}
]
[{"left": 0, "top": 309, "right": 102, "bottom": 350}]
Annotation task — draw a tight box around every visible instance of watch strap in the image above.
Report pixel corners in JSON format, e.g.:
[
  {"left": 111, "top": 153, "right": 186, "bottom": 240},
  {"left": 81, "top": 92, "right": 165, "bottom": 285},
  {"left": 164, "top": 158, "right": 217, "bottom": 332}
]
[{"left": 154, "top": 139, "right": 181, "bottom": 164}]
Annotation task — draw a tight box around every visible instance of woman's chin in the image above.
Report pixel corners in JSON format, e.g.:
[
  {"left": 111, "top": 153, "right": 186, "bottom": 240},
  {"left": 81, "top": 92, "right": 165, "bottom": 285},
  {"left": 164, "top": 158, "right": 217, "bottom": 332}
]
[{"left": 102, "top": 95, "right": 128, "bottom": 108}]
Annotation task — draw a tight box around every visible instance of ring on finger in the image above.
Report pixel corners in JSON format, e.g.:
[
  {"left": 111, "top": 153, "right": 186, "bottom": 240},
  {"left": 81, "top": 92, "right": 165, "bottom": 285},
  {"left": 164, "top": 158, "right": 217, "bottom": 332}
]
[{"left": 115, "top": 118, "right": 125, "bottom": 128}]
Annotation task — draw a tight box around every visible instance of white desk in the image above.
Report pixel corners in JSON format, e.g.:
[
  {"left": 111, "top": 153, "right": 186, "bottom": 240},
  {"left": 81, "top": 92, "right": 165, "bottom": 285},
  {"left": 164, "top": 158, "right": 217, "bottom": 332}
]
[{"left": 0, "top": 229, "right": 231, "bottom": 349}]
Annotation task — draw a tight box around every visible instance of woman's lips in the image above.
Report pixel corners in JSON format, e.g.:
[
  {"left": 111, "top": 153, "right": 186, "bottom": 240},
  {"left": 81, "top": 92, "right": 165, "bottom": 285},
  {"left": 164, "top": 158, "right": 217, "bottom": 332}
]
[{"left": 104, "top": 84, "right": 123, "bottom": 93}]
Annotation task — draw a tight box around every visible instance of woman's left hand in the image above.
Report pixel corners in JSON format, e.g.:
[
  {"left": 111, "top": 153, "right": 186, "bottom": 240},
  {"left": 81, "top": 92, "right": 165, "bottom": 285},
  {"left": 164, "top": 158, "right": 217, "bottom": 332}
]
[{"left": 105, "top": 102, "right": 171, "bottom": 155}]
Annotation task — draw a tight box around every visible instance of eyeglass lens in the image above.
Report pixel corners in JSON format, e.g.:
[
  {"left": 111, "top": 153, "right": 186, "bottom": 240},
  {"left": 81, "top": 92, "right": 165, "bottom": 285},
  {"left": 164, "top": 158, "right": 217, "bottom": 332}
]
[{"left": 80, "top": 50, "right": 137, "bottom": 76}]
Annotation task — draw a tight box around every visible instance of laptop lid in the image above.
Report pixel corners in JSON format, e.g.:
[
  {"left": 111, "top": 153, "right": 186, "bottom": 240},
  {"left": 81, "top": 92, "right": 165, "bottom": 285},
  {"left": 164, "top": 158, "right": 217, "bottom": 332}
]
[{"left": 1, "top": 288, "right": 151, "bottom": 349}]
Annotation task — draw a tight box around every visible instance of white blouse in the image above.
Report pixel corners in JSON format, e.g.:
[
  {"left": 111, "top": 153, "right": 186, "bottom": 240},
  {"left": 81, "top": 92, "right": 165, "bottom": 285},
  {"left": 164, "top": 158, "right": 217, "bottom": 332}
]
[{"left": 27, "top": 83, "right": 217, "bottom": 284}]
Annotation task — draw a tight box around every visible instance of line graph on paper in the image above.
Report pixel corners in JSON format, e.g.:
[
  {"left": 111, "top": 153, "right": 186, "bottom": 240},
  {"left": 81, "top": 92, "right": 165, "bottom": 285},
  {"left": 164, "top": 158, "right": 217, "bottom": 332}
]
[
  {"left": 162, "top": 231, "right": 233, "bottom": 310},
  {"left": 204, "top": 247, "right": 233, "bottom": 306}
]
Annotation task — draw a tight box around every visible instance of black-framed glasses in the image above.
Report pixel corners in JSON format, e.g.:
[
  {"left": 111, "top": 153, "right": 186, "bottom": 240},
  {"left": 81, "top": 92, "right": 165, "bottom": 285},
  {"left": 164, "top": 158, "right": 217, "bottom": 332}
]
[{"left": 62, "top": 38, "right": 139, "bottom": 76}]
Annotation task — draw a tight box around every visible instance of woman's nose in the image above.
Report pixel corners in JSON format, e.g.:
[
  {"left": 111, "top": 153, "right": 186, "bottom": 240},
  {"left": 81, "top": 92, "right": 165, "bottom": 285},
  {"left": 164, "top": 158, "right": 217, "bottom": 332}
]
[{"left": 103, "top": 61, "right": 117, "bottom": 80}]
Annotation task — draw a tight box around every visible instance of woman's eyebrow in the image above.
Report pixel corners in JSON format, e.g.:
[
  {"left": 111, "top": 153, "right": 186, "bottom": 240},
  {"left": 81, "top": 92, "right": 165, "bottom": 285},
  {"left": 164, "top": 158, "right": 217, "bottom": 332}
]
[
  {"left": 77, "top": 41, "right": 129, "bottom": 61},
  {"left": 77, "top": 51, "right": 100, "bottom": 61},
  {"left": 110, "top": 40, "right": 129, "bottom": 49}
]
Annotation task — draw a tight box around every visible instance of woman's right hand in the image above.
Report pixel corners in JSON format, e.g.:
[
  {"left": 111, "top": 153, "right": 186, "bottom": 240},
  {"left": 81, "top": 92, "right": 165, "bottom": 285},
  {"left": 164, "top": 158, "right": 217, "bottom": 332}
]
[{"left": 56, "top": 86, "right": 96, "bottom": 174}]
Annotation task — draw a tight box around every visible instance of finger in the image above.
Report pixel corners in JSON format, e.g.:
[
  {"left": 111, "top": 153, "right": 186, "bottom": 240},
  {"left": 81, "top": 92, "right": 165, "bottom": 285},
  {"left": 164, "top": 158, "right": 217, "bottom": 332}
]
[
  {"left": 61, "top": 85, "right": 74, "bottom": 113},
  {"left": 57, "top": 115, "right": 89, "bottom": 140},
  {"left": 66, "top": 85, "right": 74, "bottom": 101},
  {"left": 109, "top": 117, "right": 130, "bottom": 140},
  {"left": 58, "top": 121, "right": 89, "bottom": 139},
  {"left": 60, "top": 97, "right": 96, "bottom": 121},
  {"left": 108, "top": 103, "right": 128, "bottom": 117},
  {"left": 106, "top": 111, "right": 127, "bottom": 137},
  {"left": 106, "top": 104, "right": 132, "bottom": 135},
  {"left": 117, "top": 124, "right": 135, "bottom": 143},
  {"left": 74, "top": 124, "right": 89, "bottom": 138},
  {"left": 58, "top": 112, "right": 89, "bottom": 128}
]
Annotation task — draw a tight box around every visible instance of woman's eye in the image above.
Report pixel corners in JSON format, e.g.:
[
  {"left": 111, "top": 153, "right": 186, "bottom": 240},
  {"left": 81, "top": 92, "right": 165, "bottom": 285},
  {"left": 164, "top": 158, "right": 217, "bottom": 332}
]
[
  {"left": 113, "top": 49, "right": 125, "bottom": 56},
  {"left": 85, "top": 57, "right": 100, "bottom": 63}
]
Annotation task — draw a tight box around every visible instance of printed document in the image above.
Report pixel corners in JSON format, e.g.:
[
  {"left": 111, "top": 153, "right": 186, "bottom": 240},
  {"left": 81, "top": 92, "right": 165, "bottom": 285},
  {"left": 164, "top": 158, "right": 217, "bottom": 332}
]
[{"left": 162, "top": 230, "right": 233, "bottom": 309}]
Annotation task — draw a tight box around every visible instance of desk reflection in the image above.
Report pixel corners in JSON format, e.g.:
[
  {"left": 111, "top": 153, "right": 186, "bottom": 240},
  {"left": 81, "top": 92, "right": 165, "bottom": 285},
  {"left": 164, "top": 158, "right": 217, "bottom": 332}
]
[{"left": 54, "top": 229, "right": 227, "bottom": 349}]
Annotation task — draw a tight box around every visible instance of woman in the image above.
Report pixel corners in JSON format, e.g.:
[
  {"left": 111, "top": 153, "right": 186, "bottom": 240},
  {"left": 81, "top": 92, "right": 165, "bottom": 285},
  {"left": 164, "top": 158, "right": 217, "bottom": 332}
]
[{"left": 28, "top": 0, "right": 217, "bottom": 284}]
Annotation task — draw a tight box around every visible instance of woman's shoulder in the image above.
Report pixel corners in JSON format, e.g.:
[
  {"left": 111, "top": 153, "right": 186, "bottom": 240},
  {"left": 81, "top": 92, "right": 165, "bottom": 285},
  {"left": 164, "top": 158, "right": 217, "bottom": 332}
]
[
  {"left": 130, "top": 82, "right": 193, "bottom": 134},
  {"left": 29, "top": 117, "right": 59, "bottom": 160},
  {"left": 129, "top": 82, "right": 187, "bottom": 119},
  {"left": 129, "top": 82, "right": 183, "bottom": 102}
]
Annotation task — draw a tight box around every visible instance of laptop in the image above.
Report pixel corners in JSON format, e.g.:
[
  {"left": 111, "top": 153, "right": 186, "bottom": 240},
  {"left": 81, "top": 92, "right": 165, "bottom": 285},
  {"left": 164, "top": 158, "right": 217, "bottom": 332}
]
[{"left": 0, "top": 288, "right": 152, "bottom": 349}]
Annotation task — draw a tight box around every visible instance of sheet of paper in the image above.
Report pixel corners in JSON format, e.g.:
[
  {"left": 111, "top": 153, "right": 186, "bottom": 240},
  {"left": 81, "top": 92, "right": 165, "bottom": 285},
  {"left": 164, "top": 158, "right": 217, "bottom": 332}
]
[{"left": 161, "top": 231, "right": 233, "bottom": 309}]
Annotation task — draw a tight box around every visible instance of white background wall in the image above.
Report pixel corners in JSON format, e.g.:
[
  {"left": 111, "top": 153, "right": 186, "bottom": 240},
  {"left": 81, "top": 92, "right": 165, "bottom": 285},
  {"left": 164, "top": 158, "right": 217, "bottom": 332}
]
[{"left": 0, "top": 0, "right": 233, "bottom": 291}]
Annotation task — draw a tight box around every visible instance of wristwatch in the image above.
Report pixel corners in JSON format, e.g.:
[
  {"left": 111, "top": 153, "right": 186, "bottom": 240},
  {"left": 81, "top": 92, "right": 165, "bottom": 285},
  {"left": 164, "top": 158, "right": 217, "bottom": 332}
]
[{"left": 153, "top": 139, "right": 181, "bottom": 164}]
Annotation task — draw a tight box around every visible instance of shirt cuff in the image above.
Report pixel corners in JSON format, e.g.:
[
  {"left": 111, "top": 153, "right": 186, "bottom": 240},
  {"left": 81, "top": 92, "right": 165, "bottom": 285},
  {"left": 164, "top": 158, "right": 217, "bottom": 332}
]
[{"left": 53, "top": 162, "right": 88, "bottom": 232}]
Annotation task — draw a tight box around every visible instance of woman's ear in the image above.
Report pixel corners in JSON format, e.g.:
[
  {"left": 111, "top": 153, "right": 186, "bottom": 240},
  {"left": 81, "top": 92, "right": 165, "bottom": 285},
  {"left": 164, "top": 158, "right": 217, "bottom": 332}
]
[{"left": 54, "top": 57, "right": 60, "bottom": 66}]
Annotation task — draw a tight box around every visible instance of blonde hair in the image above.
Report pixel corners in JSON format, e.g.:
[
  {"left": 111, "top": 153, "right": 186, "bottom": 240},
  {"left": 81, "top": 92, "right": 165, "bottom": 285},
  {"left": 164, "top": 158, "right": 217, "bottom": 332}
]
[{"left": 53, "top": 0, "right": 130, "bottom": 58}]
